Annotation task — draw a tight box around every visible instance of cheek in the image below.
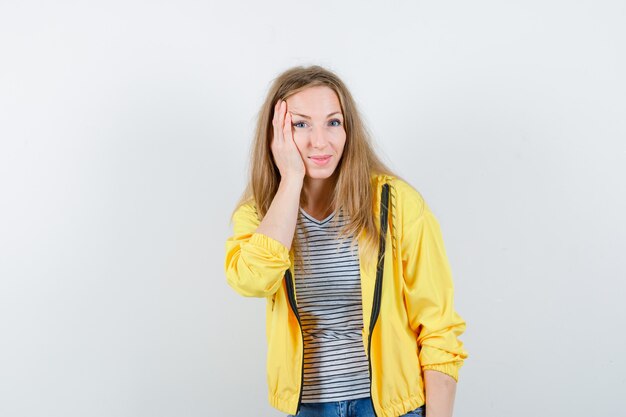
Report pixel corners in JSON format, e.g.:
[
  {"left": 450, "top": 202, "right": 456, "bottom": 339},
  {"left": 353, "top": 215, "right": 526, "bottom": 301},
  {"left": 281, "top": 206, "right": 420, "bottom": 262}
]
[
  {"left": 292, "top": 129, "right": 306, "bottom": 142},
  {"left": 292, "top": 135, "right": 306, "bottom": 150},
  {"left": 333, "top": 132, "right": 347, "bottom": 152}
]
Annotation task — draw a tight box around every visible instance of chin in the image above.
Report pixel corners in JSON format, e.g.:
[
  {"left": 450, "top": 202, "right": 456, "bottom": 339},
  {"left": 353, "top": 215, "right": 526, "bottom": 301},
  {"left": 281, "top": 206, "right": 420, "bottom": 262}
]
[{"left": 305, "top": 168, "right": 339, "bottom": 180}]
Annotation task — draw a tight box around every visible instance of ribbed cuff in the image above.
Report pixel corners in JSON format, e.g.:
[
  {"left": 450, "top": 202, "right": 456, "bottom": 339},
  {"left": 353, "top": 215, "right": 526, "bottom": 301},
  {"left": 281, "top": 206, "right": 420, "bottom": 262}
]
[
  {"left": 421, "top": 362, "right": 461, "bottom": 382},
  {"left": 249, "top": 233, "right": 290, "bottom": 261}
]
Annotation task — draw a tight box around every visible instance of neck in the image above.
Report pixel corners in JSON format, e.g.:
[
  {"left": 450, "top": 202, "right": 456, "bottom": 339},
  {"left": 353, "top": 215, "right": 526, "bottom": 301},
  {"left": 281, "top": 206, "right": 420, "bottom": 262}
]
[{"left": 301, "top": 173, "right": 338, "bottom": 213}]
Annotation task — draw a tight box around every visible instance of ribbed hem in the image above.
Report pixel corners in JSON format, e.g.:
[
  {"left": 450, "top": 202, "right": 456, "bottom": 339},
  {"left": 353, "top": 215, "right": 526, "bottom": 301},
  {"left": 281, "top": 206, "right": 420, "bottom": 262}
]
[{"left": 269, "top": 392, "right": 299, "bottom": 415}]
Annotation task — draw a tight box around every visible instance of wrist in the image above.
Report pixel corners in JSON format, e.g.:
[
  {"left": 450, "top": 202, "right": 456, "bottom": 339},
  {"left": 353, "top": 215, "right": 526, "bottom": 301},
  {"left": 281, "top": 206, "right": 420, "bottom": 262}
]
[{"left": 280, "top": 175, "right": 304, "bottom": 187}]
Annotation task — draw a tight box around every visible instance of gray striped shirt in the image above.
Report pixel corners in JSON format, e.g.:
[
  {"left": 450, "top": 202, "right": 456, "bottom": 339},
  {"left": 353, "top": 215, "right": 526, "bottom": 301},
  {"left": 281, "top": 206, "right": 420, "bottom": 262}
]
[{"left": 295, "top": 207, "right": 371, "bottom": 403}]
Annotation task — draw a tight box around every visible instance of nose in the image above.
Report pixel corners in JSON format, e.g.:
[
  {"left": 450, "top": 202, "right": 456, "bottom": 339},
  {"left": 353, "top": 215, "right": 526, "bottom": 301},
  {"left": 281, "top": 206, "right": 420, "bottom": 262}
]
[{"left": 310, "top": 126, "right": 328, "bottom": 149}]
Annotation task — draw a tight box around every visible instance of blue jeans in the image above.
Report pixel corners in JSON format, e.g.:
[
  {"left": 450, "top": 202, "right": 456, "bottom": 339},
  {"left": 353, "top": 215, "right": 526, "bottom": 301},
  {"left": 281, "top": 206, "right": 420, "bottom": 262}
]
[{"left": 288, "top": 397, "right": 425, "bottom": 417}]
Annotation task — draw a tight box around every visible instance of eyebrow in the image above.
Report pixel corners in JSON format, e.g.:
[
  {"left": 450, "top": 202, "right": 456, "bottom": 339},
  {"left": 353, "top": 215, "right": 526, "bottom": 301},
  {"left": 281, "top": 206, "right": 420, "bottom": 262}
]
[{"left": 289, "top": 111, "right": 343, "bottom": 119}]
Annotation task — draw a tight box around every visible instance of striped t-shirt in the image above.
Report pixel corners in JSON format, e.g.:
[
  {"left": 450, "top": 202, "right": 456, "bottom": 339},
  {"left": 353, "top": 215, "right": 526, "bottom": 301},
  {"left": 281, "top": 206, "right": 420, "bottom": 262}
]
[{"left": 294, "top": 207, "right": 371, "bottom": 403}]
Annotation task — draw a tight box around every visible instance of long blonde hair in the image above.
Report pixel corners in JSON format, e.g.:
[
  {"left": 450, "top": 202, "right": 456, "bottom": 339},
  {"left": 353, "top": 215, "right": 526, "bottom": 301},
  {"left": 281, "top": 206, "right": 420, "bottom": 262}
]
[{"left": 231, "top": 65, "right": 403, "bottom": 272}]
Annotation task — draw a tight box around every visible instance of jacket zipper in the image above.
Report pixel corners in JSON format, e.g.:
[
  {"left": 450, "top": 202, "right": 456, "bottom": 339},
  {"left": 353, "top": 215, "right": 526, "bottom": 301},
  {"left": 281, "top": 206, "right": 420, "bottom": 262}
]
[
  {"left": 286, "top": 183, "right": 389, "bottom": 417},
  {"left": 368, "top": 183, "right": 390, "bottom": 417},
  {"left": 284, "top": 268, "right": 304, "bottom": 415}
]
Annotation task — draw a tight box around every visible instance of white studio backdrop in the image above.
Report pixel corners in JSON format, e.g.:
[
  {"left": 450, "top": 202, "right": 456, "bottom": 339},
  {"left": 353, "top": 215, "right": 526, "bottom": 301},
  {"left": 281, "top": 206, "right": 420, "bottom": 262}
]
[{"left": 1, "top": 1, "right": 624, "bottom": 416}]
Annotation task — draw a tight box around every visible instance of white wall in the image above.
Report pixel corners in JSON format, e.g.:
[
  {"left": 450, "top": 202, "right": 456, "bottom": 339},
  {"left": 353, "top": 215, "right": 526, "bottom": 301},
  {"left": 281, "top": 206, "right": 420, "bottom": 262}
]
[{"left": 1, "top": 1, "right": 624, "bottom": 416}]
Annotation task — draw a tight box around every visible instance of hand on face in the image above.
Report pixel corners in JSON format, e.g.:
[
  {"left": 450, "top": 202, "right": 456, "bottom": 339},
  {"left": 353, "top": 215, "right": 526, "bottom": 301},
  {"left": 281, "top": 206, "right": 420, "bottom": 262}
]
[{"left": 271, "top": 99, "right": 306, "bottom": 181}]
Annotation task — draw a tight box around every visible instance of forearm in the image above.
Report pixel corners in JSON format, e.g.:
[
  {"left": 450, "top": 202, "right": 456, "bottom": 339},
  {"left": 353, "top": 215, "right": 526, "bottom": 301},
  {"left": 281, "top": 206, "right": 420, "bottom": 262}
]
[
  {"left": 255, "top": 176, "right": 303, "bottom": 250},
  {"left": 424, "top": 369, "right": 457, "bottom": 417}
]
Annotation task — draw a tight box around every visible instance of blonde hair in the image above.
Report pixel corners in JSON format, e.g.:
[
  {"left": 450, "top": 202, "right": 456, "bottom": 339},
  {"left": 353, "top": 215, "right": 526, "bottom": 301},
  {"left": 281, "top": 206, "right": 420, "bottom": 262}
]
[{"left": 231, "top": 65, "right": 403, "bottom": 272}]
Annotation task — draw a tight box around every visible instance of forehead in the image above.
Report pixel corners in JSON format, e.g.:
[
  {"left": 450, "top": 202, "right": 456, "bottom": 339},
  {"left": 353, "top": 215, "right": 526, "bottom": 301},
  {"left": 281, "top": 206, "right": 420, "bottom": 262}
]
[{"left": 286, "top": 86, "right": 342, "bottom": 115}]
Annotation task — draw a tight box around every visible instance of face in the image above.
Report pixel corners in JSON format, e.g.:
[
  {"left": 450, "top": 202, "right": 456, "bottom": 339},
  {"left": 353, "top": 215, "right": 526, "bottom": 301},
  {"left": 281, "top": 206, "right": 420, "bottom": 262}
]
[{"left": 285, "top": 86, "right": 347, "bottom": 182}]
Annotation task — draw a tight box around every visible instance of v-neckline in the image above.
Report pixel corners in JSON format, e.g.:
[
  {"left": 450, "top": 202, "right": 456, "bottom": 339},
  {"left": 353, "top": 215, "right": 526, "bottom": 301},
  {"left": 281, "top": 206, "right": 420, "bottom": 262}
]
[{"left": 299, "top": 207, "right": 338, "bottom": 225}]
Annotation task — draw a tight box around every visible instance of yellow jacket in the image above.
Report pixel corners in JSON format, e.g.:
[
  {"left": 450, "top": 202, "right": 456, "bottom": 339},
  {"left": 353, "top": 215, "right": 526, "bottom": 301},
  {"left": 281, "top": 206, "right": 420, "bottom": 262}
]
[{"left": 224, "top": 173, "right": 468, "bottom": 417}]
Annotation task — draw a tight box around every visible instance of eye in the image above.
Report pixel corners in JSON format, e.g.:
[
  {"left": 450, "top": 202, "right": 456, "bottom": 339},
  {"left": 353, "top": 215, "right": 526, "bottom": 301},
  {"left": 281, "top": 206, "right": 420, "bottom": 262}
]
[
  {"left": 293, "top": 121, "right": 307, "bottom": 128},
  {"left": 329, "top": 119, "right": 342, "bottom": 127}
]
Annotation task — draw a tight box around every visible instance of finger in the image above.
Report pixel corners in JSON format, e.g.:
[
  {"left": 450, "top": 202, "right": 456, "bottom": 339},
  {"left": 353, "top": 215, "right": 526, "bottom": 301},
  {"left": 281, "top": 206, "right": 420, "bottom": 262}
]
[
  {"left": 272, "top": 99, "right": 282, "bottom": 123},
  {"left": 272, "top": 101, "right": 283, "bottom": 144},
  {"left": 279, "top": 100, "right": 287, "bottom": 136},
  {"left": 272, "top": 100, "right": 283, "bottom": 132},
  {"left": 283, "top": 111, "right": 293, "bottom": 142},
  {"left": 275, "top": 100, "right": 286, "bottom": 143}
]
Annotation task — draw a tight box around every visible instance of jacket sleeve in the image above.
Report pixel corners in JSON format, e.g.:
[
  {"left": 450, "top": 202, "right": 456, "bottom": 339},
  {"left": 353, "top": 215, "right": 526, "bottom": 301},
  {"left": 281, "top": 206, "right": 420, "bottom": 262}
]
[
  {"left": 399, "top": 185, "right": 469, "bottom": 382},
  {"left": 224, "top": 202, "right": 291, "bottom": 298}
]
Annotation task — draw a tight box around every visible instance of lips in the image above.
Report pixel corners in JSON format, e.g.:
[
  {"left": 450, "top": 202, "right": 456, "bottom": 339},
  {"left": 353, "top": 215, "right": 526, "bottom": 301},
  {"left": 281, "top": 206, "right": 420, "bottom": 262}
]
[{"left": 309, "top": 155, "right": 332, "bottom": 166}]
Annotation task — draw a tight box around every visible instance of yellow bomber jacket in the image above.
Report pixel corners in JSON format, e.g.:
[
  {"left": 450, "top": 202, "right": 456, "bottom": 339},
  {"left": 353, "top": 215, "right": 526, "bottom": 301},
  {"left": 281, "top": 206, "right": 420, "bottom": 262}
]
[{"left": 224, "top": 173, "right": 468, "bottom": 417}]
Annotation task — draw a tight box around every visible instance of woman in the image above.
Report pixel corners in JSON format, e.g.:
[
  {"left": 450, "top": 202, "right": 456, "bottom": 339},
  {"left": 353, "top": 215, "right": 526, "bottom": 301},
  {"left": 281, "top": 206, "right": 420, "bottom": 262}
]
[{"left": 225, "top": 65, "right": 468, "bottom": 417}]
